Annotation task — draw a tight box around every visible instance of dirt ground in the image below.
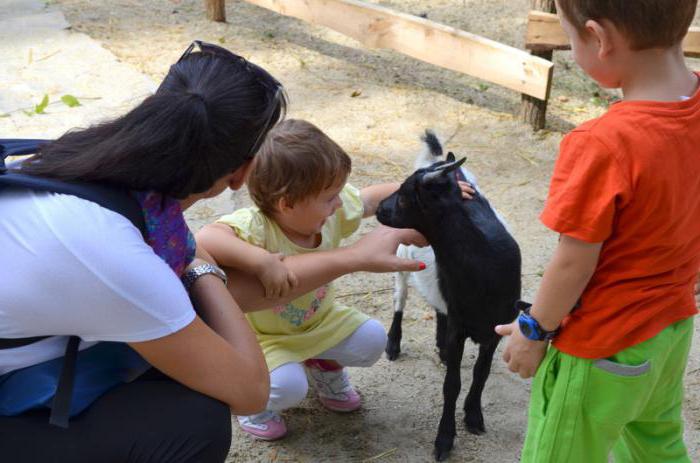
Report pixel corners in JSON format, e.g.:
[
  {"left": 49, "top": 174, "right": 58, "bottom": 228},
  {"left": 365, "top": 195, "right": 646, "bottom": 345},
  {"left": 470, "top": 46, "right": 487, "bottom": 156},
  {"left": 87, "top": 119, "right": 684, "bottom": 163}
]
[{"left": 49, "top": 1, "right": 700, "bottom": 461}]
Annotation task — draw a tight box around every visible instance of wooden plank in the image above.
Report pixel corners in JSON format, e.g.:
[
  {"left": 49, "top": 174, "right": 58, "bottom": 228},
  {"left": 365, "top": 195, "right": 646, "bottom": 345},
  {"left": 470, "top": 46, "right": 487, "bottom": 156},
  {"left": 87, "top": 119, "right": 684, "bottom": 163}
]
[
  {"left": 525, "top": 11, "right": 568, "bottom": 53},
  {"left": 526, "top": 11, "right": 700, "bottom": 58},
  {"left": 683, "top": 29, "right": 700, "bottom": 58},
  {"left": 242, "top": 0, "right": 554, "bottom": 100}
]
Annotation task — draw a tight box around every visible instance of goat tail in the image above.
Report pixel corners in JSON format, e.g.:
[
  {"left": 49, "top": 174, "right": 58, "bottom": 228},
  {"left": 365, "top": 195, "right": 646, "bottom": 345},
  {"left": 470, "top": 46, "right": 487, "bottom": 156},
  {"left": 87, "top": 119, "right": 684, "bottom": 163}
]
[
  {"left": 415, "top": 129, "right": 444, "bottom": 170},
  {"left": 421, "top": 129, "right": 443, "bottom": 157}
]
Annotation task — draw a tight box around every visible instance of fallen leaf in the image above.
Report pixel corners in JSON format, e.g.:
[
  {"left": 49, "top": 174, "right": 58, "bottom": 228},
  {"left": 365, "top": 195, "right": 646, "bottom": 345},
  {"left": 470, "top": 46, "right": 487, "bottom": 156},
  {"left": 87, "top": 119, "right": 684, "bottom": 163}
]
[{"left": 60, "top": 94, "right": 81, "bottom": 108}]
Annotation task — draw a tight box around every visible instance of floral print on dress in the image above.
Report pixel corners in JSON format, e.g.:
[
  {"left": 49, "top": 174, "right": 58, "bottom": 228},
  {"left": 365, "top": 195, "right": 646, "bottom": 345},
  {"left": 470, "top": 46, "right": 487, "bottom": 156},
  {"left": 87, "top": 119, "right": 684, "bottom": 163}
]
[{"left": 272, "top": 285, "right": 329, "bottom": 327}]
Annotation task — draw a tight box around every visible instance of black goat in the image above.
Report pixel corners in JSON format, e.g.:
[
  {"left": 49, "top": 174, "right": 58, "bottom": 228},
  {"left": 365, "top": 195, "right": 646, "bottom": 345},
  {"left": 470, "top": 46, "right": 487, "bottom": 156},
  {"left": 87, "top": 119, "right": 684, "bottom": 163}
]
[{"left": 376, "top": 152, "right": 521, "bottom": 461}]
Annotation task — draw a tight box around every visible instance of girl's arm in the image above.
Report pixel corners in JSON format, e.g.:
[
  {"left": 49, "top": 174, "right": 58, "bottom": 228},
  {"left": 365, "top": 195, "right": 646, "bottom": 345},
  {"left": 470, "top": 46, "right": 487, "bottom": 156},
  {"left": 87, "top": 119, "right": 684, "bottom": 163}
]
[
  {"left": 196, "top": 223, "right": 297, "bottom": 299},
  {"left": 197, "top": 223, "right": 274, "bottom": 272},
  {"left": 360, "top": 183, "right": 401, "bottom": 218},
  {"left": 495, "top": 235, "right": 602, "bottom": 378}
]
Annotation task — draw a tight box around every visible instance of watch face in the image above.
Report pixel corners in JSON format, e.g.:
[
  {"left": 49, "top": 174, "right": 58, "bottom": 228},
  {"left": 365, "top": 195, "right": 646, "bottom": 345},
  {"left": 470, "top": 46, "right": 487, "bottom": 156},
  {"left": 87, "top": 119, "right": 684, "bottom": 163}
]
[{"left": 518, "top": 318, "right": 533, "bottom": 338}]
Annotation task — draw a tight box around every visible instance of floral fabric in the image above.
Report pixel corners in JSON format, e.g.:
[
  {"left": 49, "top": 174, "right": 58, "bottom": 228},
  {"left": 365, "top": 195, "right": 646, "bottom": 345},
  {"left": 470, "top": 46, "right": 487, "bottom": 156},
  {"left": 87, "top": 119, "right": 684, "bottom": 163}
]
[{"left": 132, "top": 191, "right": 195, "bottom": 276}]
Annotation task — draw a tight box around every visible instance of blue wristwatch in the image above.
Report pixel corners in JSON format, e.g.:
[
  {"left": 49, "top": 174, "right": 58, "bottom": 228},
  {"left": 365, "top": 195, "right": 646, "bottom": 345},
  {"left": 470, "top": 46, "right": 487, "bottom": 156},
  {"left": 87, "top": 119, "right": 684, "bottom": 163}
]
[{"left": 517, "top": 303, "right": 559, "bottom": 341}]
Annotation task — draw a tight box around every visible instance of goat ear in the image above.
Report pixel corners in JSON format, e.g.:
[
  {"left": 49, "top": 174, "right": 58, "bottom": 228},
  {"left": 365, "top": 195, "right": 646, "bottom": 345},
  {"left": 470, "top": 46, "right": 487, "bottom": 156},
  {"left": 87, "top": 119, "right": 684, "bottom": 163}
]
[
  {"left": 441, "top": 157, "right": 466, "bottom": 175},
  {"left": 446, "top": 151, "right": 456, "bottom": 162},
  {"left": 422, "top": 169, "right": 444, "bottom": 184}
]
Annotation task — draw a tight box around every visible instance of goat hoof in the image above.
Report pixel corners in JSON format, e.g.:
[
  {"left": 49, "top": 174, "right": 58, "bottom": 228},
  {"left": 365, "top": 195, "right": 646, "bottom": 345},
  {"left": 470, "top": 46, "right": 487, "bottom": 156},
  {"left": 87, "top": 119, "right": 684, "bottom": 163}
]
[
  {"left": 385, "top": 345, "right": 401, "bottom": 361},
  {"left": 464, "top": 413, "right": 486, "bottom": 435},
  {"left": 438, "top": 349, "right": 448, "bottom": 365},
  {"left": 433, "top": 439, "right": 453, "bottom": 461}
]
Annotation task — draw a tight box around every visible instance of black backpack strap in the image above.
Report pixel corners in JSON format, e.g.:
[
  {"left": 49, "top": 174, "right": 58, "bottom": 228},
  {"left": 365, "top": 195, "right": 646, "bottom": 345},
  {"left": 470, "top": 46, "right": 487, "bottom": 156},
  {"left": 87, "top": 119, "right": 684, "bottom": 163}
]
[
  {"left": 0, "top": 139, "right": 51, "bottom": 167},
  {"left": 0, "top": 336, "right": 51, "bottom": 349},
  {"left": 0, "top": 139, "right": 146, "bottom": 236},
  {"left": 49, "top": 336, "right": 80, "bottom": 428},
  {"left": 0, "top": 172, "right": 147, "bottom": 236}
]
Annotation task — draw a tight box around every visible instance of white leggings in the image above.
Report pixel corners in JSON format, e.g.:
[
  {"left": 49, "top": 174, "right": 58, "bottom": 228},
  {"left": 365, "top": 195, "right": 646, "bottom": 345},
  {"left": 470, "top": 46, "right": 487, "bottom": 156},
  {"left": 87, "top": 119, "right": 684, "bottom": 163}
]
[{"left": 266, "top": 319, "right": 387, "bottom": 412}]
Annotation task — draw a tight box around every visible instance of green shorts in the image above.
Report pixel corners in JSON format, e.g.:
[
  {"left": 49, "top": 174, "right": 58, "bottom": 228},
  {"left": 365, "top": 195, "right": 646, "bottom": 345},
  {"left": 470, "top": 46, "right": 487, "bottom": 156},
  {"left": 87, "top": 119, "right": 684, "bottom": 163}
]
[{"left": 521, "top": 316, "right": 694, "bottom": 463}]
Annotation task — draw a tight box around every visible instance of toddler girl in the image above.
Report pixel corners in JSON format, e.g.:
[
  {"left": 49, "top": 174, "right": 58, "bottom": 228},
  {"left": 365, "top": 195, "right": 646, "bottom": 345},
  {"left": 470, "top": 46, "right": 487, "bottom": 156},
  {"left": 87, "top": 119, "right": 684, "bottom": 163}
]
[{"left": 198, "top": 119, "right": 401, "bottom": 440}]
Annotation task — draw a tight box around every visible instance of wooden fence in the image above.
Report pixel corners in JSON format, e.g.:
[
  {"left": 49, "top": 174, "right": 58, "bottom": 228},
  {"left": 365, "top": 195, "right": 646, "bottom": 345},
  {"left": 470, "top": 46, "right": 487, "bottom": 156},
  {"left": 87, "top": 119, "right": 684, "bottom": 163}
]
[{"left": 204, "top": 0, "right": 553, "bottom": 126}]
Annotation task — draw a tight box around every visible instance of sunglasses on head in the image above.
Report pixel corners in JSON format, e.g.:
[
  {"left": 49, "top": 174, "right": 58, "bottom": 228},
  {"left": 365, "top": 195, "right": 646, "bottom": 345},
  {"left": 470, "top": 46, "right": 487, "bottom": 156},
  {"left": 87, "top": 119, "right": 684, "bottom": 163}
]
[{"left": 178, "top": 40, "right": 286, "bottom": 161}]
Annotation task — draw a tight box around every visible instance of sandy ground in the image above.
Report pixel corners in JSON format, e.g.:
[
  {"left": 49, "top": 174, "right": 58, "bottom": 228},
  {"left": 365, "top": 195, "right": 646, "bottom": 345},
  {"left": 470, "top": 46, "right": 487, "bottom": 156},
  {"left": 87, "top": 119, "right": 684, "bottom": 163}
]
[{"left": 12, "top": 0, "right": 700, "bottom": 461}]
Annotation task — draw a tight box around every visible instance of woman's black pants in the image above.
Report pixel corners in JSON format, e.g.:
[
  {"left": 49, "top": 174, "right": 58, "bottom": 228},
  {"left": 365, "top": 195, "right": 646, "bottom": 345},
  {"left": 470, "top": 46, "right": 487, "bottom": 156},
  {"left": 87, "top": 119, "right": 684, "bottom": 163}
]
[{"left": 0, "top": 371, "right": 232, "bottom": 462}]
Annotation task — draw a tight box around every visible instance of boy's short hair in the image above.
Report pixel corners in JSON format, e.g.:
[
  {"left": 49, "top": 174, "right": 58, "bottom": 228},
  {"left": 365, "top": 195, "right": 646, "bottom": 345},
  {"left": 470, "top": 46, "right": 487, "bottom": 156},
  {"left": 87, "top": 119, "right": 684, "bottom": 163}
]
[
  {"left": 247, "top": 119, "right": 352, "bottom": 216},
  {"left": 557, "top": 0, "right": 697, "bottom": 50}
]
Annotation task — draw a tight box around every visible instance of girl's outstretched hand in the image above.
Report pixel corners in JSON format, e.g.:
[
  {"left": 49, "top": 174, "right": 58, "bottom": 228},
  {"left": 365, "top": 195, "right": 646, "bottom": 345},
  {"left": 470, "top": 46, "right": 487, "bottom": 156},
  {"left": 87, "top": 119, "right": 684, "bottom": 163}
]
[{"left": 349, "top": 225, "right": 428, "bottom": 273}]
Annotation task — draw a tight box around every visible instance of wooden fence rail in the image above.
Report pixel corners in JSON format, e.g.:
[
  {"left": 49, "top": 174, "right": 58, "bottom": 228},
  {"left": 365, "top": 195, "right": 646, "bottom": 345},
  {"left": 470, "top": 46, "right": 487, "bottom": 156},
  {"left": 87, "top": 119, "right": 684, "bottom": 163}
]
[
  {"left": 526, "top": 11, "right": 700, "bottom": 58},
  {"left": 205, "top": 0, "right": 553, "bottom": 103}
]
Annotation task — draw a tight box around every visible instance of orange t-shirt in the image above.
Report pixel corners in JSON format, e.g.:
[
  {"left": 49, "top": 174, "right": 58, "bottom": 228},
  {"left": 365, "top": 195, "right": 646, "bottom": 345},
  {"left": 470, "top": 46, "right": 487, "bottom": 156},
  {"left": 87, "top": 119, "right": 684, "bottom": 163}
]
[{"left": 541, "top": 83, "right": 700, "bottom": 359}]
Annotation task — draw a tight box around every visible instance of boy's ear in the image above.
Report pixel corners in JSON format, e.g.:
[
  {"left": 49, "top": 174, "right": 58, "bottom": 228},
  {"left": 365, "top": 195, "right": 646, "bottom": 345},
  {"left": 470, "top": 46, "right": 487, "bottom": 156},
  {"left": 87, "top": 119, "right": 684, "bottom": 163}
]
[{"left": 585, "top": 19, "right": 614, "bottom": 59}]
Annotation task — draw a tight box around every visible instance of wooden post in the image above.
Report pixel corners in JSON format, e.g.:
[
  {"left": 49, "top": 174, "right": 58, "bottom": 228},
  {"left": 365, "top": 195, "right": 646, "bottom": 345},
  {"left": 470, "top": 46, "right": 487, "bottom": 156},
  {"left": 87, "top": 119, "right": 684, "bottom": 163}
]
[
  {"left": 205, "top": 0, "right": 226, "bottom": 22},
  {"left": 521, "top": 0, "right": 555, "bottom": 131}
]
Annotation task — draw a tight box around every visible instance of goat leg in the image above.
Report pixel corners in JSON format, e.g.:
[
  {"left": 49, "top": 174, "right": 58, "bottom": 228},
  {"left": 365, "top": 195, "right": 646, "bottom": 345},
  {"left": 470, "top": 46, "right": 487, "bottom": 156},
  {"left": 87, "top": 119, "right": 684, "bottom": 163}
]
[
  {"left": 435, "top": 311, "right": 448, "bottom": 364},
  {"left": 386, "top": 271, "right": 408, "bottom": 360},
  {"left": 386, "top": 311, "right": 403, "bottom": 361},
  {"left": 433, "top": 326, "right": 466, "bottom": 462},
  {"left": 463, "top": 336, "right": 500, "bottom": 435}
]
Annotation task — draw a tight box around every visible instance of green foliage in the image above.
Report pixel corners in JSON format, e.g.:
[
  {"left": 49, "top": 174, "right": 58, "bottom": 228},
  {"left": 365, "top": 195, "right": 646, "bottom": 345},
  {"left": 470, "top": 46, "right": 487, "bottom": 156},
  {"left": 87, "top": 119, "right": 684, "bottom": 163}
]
[
  {"left": 60, "top": 94, "right": 81, "bottom": 107},
  {"left": 34, "top": 94, "right": 49, "bottom": 114}
]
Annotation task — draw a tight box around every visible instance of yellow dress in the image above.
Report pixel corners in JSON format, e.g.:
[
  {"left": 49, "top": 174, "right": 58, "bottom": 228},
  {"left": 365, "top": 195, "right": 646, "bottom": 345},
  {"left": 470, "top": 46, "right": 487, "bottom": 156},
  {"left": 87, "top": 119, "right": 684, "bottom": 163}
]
[{"left": 216, "top": 184, "right": 370, "bottom": 371}]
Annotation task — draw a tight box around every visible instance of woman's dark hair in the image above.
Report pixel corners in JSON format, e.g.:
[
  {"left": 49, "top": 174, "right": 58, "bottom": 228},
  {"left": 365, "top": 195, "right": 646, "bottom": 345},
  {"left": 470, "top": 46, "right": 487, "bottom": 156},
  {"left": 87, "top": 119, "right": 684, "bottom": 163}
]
[{"left": 17, "top": 47, "right": 287, "bottom": 198}]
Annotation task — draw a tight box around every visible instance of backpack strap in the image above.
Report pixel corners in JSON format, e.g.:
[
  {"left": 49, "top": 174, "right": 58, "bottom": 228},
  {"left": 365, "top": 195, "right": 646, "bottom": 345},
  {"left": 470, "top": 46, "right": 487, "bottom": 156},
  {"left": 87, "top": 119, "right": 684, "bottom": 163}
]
[
  {"left": 48, "top": 336, "right": 80, "bottom": 428},
  {"left": 0, "top": 139, "right": 146, "bottom": 236},
  {"left": 0, "top": 139, "right": 149, "bottom": 427}
]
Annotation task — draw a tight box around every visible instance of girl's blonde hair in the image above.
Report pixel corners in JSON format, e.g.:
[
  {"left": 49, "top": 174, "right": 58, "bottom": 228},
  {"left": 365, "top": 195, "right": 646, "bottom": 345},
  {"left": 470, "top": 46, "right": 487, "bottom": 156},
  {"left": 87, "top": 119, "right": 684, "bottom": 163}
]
[{"left": 247, "top": 119, "right": 352, "bottom": 216}]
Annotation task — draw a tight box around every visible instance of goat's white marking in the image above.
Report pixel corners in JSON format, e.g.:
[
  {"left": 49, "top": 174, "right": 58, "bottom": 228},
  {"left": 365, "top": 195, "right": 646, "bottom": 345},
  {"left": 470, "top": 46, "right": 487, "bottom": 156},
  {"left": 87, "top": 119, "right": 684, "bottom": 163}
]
[{"left": 393, "top": 133, "right": 509, "bottom": 316}]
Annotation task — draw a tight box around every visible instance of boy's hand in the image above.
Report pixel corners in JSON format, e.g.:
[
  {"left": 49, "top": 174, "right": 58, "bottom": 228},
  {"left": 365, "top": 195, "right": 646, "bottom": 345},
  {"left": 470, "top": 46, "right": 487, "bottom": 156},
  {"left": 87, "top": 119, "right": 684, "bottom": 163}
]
[
  {"left": 459, "top": 181, "right": 475, "bottom": 199},
  {"left": 494, "top": 321, "right": 548, "bottom": 379},
  {"left": 255, "top": 253, "right": 299, "bottom": 299}
]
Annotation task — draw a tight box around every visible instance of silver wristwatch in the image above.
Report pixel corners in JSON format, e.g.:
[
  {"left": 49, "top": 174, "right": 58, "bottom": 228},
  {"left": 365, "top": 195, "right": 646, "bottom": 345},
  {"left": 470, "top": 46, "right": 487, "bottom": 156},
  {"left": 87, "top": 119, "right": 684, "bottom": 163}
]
[{"left": 181, "top": 263, "right": 228, "bottom": 291}]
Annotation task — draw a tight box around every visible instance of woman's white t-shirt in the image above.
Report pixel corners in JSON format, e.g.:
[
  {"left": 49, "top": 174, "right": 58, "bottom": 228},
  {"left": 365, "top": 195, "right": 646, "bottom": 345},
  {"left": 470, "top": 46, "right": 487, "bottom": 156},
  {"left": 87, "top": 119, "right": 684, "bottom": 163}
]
[{"left": 0, "top": 188, "right": 196, "bottom": 375}]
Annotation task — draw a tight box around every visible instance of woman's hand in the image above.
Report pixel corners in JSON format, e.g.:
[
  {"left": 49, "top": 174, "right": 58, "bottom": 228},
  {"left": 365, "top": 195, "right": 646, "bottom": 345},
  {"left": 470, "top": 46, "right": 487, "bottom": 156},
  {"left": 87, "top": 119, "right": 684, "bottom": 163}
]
[
  {"left": 348, "top": 225, "right": 428, "bottom": 273},
  {"left": 459, "top": 181, "right": 476, "bottom": 199},
  {"left": 255, "top": 252, "right": 299, "bottom": 299}
]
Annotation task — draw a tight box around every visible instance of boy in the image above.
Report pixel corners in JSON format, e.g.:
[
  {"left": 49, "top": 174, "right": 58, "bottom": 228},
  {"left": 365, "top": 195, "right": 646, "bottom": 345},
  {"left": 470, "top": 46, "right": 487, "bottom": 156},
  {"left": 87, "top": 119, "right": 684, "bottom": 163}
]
[{"left": 495, "top": 1, "right": 700, "bottom": 462}]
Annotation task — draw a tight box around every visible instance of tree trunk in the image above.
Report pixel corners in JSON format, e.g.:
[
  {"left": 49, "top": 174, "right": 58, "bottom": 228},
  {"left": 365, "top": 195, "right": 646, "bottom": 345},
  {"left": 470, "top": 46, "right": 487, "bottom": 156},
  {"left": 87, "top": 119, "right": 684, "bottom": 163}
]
[
  {"left": 205, "top": 0, "right": 226, "bottom": 22},
  {"left": 521, "top": 0, "right": 556, "bottom": 130}
]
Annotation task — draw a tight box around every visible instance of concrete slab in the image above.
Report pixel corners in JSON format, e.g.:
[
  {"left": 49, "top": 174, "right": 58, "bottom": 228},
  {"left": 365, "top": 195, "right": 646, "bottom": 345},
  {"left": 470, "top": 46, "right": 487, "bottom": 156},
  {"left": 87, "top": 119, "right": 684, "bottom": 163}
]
[{"left": 0, "top": 0, "right": 156, "bottom": 138}]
